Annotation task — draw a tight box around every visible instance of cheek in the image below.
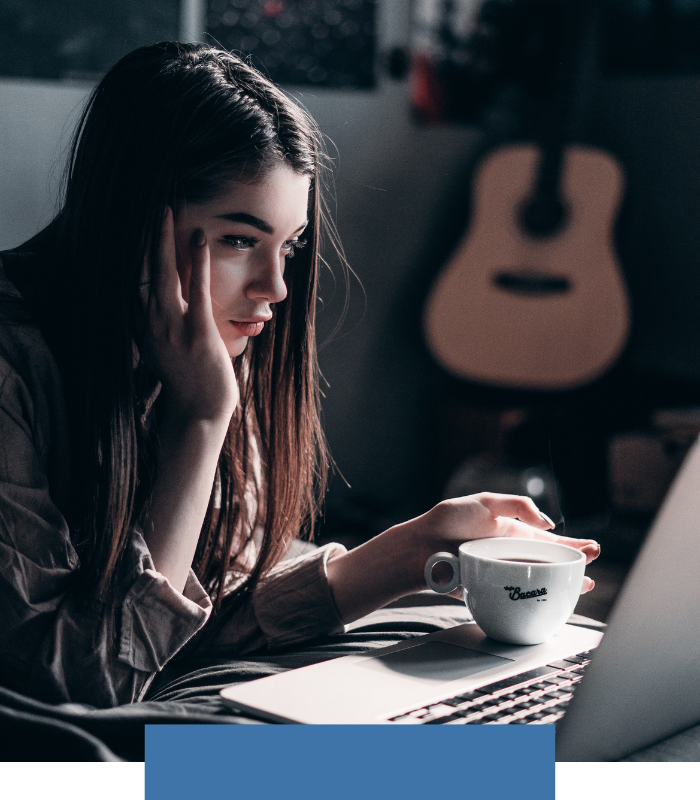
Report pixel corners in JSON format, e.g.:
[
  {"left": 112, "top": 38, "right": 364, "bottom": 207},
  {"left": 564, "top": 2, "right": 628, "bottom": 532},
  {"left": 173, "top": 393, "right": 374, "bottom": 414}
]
[
  {"left": 208, "top": 258, "right": 242, "bottom": 317},
  {"left": 208, "top": 259, "right": 250, "bottom": 360}
]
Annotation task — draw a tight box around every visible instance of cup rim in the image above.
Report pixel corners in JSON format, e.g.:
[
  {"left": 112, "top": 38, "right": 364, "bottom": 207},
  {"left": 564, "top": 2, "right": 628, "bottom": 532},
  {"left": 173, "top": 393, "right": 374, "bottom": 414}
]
[{"left": 458, "top": 537, "right": 586, "bottom": 565}]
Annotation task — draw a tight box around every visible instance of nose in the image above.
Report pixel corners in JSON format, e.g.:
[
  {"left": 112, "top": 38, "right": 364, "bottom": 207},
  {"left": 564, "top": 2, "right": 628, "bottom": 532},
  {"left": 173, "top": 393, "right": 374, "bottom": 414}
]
[{"left": 246, "top": 250, "right": 288, "bottom": 305}]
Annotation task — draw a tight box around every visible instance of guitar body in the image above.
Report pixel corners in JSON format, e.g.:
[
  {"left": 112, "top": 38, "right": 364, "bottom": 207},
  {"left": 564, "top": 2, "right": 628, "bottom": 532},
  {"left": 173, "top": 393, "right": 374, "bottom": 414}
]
[{"left": 423, "top": 144, "right": 629, "bottom": 390}]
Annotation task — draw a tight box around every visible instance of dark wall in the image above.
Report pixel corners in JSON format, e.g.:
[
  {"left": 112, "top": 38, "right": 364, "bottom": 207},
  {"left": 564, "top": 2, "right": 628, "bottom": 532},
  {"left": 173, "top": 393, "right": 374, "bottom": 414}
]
[
  {"left": 590, "top": 77, "right": 700, "bottom": 383},
  {"left": 308, "top": 72, "right": 700, "bottom": 532}
]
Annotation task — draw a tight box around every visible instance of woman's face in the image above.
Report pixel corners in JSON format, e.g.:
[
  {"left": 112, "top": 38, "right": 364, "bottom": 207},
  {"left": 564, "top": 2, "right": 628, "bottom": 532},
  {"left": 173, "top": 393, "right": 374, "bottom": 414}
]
[{"left": 174, "top": 163, "right": 311, "bottom": 357}]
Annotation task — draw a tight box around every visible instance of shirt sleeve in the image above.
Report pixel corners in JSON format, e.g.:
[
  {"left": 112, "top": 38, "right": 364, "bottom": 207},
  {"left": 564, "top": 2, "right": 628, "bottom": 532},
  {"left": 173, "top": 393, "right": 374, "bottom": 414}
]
[
  {"left": 202, "top": 542, "right": 347, "bottom": 655},
  {"left": 0, "top": 366, "right": 212, "bottom": 708}
]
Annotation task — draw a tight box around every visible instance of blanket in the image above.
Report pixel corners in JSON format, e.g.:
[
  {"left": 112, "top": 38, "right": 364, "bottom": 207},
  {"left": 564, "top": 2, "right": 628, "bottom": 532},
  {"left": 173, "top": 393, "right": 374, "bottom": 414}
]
[{"left": 1, "top": 602, "right": 613, "bottom": 762}]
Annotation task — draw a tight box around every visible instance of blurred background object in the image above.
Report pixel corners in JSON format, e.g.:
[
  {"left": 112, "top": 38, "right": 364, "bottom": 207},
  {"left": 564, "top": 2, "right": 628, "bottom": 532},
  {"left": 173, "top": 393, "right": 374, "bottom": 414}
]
[
  {"left": 3, "top": 2, "right": 700, "bottom": 619},
  {"left": 409, "top": 0, "right": 700, "bottom": 127},
  {"left": 608, "top": 407, "right": 700, "bottom": 514},
  {"left": 0, "top": 0, "right": 180, "bottom": 81},
  {"left": 205, "top": 0, "right": 377, "bottom": 88},
  {"left": 444, "top": 459, "right": 563, "bottom": 524},
  {"left": 602, "top": 0, "right": 700, "bottom": 75}
]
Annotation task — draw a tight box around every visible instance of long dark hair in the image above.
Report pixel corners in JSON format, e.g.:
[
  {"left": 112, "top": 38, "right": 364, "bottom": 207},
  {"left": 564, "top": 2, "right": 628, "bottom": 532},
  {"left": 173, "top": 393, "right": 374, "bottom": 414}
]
[{"left": 8, "top": 42, "right": 332, "bottom": 614}]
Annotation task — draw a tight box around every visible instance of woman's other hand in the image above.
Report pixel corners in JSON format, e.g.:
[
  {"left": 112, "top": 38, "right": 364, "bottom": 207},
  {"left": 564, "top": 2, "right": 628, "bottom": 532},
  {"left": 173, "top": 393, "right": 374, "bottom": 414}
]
[
  {"left": 144, "top": 207, "right": 238, "bottom": 425},
  {"left": 415, "top": 493, "right": 598, "bottom": 594},
  {"left": 326, "top": 492, "right": 599, "bottom": 624}
]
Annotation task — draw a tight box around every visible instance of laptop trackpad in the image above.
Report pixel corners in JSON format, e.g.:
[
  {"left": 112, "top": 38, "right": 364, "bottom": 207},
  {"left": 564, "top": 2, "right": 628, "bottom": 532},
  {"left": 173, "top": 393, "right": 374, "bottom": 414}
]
[{"left": 355, "top": 641, "right": 514, "bottom": 684}]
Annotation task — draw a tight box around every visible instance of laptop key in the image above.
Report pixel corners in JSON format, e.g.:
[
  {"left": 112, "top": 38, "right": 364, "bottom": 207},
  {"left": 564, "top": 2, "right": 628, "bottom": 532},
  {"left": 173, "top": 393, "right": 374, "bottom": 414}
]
[
  {"left": 544, "top": 675, "right": 572, "bottom": 685},
  {"left": 442, "top": 692, "right": 482, "bottom": 707},
  {"left": 456, "top": 699, "right": 488, "bottom": 712},
  {"left": 564, "top": 654, "right": 591, "bottom": 665},
  {"left": 518, "top": 685, "right": 544, "bottom": 694},
  {"left": 477, "top": 667, "right": 560, "bottom": 695},
  {"left": 558, "top": 671, "right": 583, "bottom": 682},
  {"left": 470, "top": 702, "right": 498, "bottom": 713},
  {"left": 492, "top": 707, "right": 516, "bottom": 718},
  {"left": 424, "top": 712, "right": 464, "bottom": 725},
  {"left": 421, "top": 704, "right": 462, "bottom": 722},
  {"left": 545, "top": 688, "right": 571, "bottom": 699}
]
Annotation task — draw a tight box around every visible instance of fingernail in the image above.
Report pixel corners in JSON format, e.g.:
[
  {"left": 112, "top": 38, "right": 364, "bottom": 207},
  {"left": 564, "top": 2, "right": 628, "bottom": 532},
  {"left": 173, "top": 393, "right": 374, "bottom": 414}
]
[
  {"left": 539, "top": 511, "right": 555, "bottom": 528},
  {"left": 193, "top": 229, "right": 205, "bottom": 247}
]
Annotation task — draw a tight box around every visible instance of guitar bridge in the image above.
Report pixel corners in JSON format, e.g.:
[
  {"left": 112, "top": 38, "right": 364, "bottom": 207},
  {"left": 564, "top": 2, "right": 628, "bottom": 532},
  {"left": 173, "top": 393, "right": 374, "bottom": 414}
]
[{"left": 493, "top": 270, "right": 572, "bottom": 296}]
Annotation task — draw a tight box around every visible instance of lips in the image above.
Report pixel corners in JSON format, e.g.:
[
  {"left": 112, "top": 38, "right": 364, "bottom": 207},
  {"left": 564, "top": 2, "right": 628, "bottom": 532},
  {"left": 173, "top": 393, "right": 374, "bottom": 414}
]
[{"left": 230, "top": 320, "right": 266, "bottom": 337}]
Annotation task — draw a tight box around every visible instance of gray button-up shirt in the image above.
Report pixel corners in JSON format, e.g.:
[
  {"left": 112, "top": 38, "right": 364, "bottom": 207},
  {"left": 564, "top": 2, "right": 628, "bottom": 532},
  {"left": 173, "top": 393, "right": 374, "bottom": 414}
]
[{"left": 0, "top": 257, "right": 345, "bottom": 708}]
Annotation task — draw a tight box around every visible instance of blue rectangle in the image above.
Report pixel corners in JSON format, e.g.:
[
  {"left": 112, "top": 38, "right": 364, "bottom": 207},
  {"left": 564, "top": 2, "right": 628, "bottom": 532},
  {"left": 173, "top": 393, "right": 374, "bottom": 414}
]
[{"left": 145, "top": 724, "right": 554, "bottom": 799}]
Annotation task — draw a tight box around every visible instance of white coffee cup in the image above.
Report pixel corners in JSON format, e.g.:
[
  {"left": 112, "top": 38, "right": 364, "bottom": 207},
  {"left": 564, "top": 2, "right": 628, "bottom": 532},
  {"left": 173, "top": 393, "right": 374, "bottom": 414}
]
[{"left": 424, "top": 538, "right": 586, "bottom": 645}]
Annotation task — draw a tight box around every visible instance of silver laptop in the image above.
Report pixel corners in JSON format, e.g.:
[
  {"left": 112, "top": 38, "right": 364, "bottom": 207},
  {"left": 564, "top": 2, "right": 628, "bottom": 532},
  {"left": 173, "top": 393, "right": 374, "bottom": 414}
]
[{"left": 221, "top": 436, "right": 700, "bottom": 761}]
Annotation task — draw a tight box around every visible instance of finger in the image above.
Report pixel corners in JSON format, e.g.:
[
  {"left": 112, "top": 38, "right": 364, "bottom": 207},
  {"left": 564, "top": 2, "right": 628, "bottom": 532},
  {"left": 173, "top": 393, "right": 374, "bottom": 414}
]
[
  {"left": 154, "top": 207, "right": 183, "bottom": 314},
  {"left": 478, "top": 493, "right": 555, "bottom": 530},
  {"left": 539, "top": 535, "right": 600, "bottom": 564},
  {"left": 187, "top": 229, "right": 213, "bottom": 331},
  {"left": 554, "top": 537, "right": 601, "bottom": 564},
  {"left": 493, "top": 517, "right": 558, "bottom": 539},
  {"left": 492, "top": 519, "right": 601, "bottom": 565},
  {"left": 581, "top": 577, "right": 595, "bottom": 594}
]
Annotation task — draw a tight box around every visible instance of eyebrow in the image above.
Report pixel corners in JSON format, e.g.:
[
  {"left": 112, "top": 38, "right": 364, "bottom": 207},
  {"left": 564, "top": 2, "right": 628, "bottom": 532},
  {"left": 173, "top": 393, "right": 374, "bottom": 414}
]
[{"left": 217, "top": 212, "right": 308, "bottom": 236}]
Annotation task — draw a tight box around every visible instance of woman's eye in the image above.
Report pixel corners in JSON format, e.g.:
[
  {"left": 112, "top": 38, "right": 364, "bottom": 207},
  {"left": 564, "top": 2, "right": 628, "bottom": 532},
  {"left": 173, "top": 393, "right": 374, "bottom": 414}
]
[
  {"left": 223, "top": 235, "right": 259, "bottom": 250},
  {"left": 282, "top": 237, "right": 307, "bottom": 259}
]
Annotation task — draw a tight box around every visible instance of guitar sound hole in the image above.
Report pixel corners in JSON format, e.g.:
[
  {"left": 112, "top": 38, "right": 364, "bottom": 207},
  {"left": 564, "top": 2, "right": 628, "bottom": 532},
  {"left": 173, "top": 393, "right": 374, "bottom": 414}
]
[
  {"left": 493, "top": 271, "right": 571, "bottom": 296},
  {"left": 519, "top": 196, "right": 569, "bottom": 238}
]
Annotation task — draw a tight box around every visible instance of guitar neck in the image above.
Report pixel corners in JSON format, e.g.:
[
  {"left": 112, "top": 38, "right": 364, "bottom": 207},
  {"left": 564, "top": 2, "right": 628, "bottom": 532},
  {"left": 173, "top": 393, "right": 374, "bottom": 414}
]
[{"left": 529, "top": 0, "right": 599, "bottom": 204}]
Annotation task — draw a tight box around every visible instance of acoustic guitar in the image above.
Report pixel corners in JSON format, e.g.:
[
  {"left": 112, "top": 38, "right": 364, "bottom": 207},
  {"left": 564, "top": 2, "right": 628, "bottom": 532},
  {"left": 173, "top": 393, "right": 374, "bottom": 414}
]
[{"left": 423, "top": 0, "right": 630, "bottom": 391}]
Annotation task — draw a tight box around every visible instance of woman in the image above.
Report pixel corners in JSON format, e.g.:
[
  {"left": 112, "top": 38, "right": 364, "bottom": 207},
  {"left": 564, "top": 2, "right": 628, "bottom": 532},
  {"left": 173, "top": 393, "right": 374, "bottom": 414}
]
[{"left": 0, "top": 42, "right": 597, "bottom": 708}]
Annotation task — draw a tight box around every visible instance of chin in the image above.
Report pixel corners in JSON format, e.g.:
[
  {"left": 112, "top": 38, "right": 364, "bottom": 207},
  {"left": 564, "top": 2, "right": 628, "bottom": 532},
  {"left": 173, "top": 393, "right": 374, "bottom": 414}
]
[{"left": 226, "top": 337, "right": 249, "bottom": 358}]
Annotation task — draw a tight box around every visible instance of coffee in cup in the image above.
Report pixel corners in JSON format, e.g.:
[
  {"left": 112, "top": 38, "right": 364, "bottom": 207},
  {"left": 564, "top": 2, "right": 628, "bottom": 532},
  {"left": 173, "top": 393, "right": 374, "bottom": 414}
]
[{"left": 424, "top": 538, "right": 585, "bottom": 645}]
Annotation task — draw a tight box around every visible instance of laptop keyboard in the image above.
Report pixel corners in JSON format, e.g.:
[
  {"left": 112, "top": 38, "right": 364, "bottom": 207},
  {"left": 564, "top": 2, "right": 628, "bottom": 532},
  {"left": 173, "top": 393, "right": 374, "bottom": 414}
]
[{"left": 387, "top": 650, "right": 592, "bottom": 725}]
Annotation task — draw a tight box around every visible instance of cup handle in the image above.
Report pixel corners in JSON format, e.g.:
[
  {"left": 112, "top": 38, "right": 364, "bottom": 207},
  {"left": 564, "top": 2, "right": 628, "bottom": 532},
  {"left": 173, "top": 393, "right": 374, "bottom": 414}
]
[{"left": 424, "top": 552, "right": 461, "bottom": 594}]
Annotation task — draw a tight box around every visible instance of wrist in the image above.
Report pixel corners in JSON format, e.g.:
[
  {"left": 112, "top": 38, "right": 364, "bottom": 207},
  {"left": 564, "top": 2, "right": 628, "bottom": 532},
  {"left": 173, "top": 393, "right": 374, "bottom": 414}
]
[
  {"left": 159, "top": 381, "right": 237, "bottom": 429},
  {"left": 387, "top": 505, "right": 461, "bottom": 595},
  {"left": 160, "top": 408, "right": 231, "bottom": 440},
  {"left": 156, "top": 414, "right": 231, "bottom": 473},
  {"left": 380, "top": 519, "right": 439, "bottom": 595}
]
